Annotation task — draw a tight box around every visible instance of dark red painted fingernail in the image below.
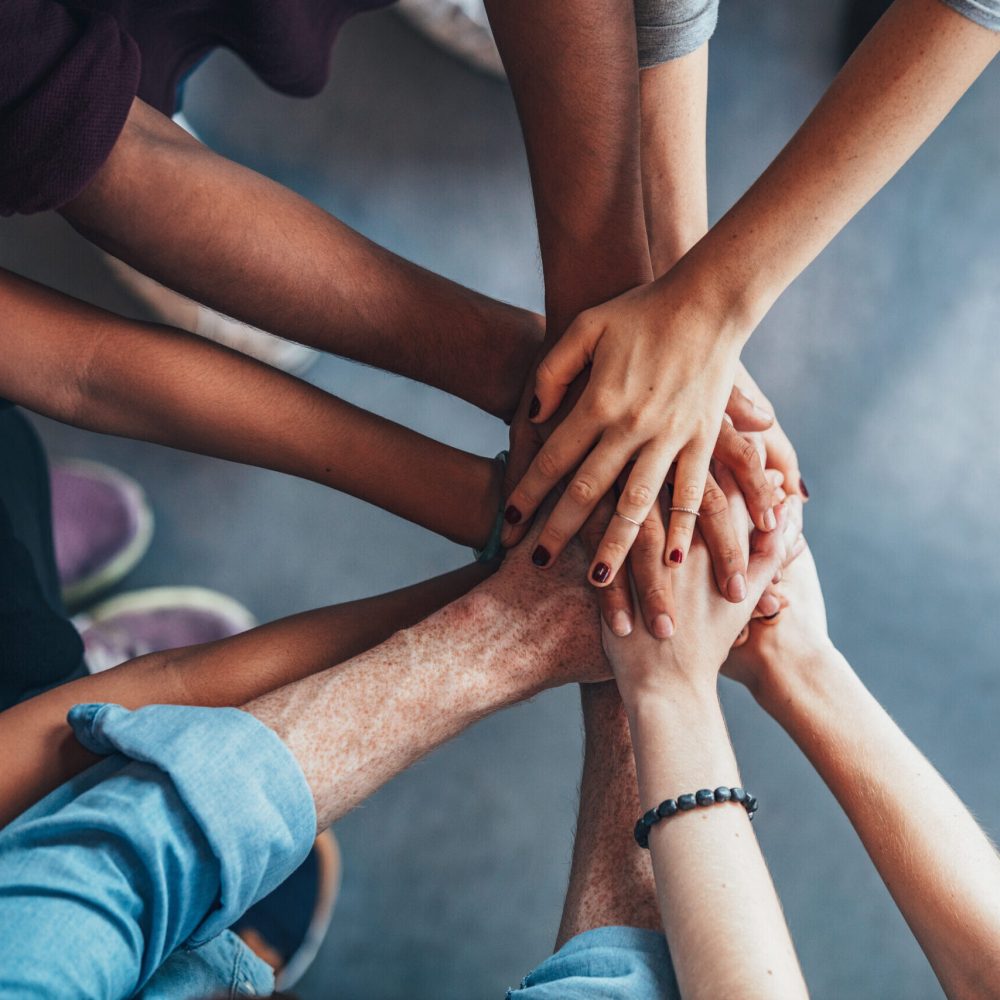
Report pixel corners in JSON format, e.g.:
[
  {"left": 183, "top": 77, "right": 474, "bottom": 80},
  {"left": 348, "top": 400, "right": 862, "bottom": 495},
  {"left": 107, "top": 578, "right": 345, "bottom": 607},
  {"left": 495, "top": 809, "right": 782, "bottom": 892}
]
[
  {"left": 531, "top": 545, "right": 550, "bottom": 567},
  {"left": 504, "top": 504, "right": 522, "bottom": 525},
  {"left": 591, "top": 562, "right": 610, "bottom": 583},
  {"left": 799, "top": 477, "right": 810, "bottom": 499},
  {"left": 669, "top": 548, "right": 684, "bottom": 565},
  {"left": 528, "top": 395, "right": 541, "bottom": 419}
]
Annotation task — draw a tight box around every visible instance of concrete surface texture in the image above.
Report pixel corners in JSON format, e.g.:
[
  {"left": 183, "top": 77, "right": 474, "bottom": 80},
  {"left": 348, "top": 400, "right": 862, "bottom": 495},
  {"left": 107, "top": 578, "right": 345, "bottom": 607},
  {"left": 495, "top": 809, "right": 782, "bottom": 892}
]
[{"left": 1, "top": 2, "right": 997, "bottom": 997}]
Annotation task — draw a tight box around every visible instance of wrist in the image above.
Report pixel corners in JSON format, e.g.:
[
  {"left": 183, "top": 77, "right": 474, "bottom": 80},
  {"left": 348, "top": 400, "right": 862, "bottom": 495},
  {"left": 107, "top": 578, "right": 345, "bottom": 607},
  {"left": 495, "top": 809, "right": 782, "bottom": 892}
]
[
  {"left": 622, "top": 670, "right": 720, "bottom": 729},
  {"left": 754, "top": 640, "right": 848, "bottom": 722}
]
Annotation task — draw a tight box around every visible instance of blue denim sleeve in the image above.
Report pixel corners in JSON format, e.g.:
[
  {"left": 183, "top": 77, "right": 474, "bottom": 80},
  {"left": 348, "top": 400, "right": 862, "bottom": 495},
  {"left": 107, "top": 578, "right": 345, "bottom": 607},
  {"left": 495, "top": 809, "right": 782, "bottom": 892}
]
[
  {"left": 506, "top": 926, "right": 681, "bottom": 1000},
  {"left": 633, "top": 0, "right": 719, "bottom": 68},
  {"left": 0, "top": 703, "right": 316, "bottom": 1000},
  {"left": 940, "top": 0, "right": 1000, "bottom": 29}
]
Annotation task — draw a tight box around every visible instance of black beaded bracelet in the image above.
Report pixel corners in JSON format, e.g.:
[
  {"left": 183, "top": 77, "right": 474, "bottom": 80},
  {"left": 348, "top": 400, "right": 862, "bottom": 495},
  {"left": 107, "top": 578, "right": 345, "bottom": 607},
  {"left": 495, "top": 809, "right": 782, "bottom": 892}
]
[{"left": 633, "top": 787, "right": 758, "bottom": 849}]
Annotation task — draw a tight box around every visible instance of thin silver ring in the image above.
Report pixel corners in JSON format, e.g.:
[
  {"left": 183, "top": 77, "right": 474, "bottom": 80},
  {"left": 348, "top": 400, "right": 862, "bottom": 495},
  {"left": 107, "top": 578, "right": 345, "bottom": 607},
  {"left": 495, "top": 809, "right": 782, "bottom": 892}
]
[
  {"left": 668, "top": 505, "right": 701, "bottom": 518},
  {"left": 613, "top": 510, "right": 644, "bottom": 528}
]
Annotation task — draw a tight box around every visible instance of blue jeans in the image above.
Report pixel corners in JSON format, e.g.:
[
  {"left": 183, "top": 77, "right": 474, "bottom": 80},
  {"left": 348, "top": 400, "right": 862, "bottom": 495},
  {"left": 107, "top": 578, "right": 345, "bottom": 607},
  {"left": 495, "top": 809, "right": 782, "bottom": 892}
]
[
  {"left": 0, "top": 702, "right": 677, "bottom": 998},
  {"left": 0, "top": 703, "right": 315, "bottom": 998},
  {"left": 508, "top": 926, "right": 680, "bottom": 1000}
]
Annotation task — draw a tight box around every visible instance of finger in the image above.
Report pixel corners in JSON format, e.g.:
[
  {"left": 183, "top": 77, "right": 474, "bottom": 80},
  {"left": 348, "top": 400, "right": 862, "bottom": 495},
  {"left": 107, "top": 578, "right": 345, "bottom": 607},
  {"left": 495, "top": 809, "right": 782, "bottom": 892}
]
[
  {"left": 745, "top": 503, "right": 791, "bottom": 600},
  {"left": 627, "top": 499, "right": 676, "bottom": 639},
  {"left": 500, "top": 406, "right": 546, "bottom": 549},
  {"left": 664, "top": 442, "right": 712, "bottom": 568},
  {"left": 591, "top": 445, "right": 675, "bottom": 588},
  {"left": 501, "top": 410, "right": 599, "bottom": 549},
  {"left": 752, "top": 586, "right": 788, "bottom": 619},
  {"left": 725, "top": 384, "right": 774, "bottom": 432},
  {"left": 532, "top": 438, "right": 637, "bottom": 566},
  {"left": 531, "top": 310, "right": 603, "bottom": 423},
  {"left": 732, "top": 624, "right": 751, "bottom": 648},
  {"left": 581, "top": 495, "right": 636, "bottom": 638},
  {"left": 697, "top": 471, "right": 749, "bottom": 604},
  {"left": 713, "top": 421, "right": 776, "bottom": 533},
  {"left": 763, "top": 418, "right": 808, "bottom": 501}
]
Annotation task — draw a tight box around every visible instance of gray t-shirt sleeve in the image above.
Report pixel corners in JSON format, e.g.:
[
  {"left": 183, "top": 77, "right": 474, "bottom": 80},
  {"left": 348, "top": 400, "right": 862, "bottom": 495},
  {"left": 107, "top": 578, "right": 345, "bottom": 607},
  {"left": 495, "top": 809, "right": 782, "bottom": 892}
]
[
  {"left": 939, "top": 0, "right": 1000, "bottom": 30},
  {"left": 634, "top": 0, "right": 720, "bottom": 68}
]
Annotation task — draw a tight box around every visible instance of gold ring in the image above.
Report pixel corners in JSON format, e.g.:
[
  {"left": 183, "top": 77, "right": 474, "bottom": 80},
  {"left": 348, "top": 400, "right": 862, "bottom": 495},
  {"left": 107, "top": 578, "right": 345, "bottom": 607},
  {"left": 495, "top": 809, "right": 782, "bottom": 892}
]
[
  {"left": 668, "top": 505, "right": 700, "bottom": 518},
  {"left": 613, "top": 510, "right": 644, "bottom": 528}
]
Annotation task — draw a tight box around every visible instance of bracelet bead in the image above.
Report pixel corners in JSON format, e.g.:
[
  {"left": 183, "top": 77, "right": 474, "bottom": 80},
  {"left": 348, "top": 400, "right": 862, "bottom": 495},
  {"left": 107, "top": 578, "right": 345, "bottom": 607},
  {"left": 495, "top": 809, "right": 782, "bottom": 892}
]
[{"left": 634, "top": 785, "right": 757, "bottom": 848}]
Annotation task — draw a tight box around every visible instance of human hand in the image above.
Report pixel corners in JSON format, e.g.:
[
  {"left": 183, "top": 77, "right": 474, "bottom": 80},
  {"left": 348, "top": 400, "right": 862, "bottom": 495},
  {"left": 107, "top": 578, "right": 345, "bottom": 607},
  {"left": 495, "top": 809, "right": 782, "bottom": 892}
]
[
  {"left": 482, "top": 502, "right": 611, "bottom": 688},
  {"left": 501, "top": 271, "right": 773, "bottom": 599},
  {"left": 602, "top": 473, "right": 803, "bottom": 712},
  {"left": 723, "top": 541, "right": 834, "bottom": 709}
]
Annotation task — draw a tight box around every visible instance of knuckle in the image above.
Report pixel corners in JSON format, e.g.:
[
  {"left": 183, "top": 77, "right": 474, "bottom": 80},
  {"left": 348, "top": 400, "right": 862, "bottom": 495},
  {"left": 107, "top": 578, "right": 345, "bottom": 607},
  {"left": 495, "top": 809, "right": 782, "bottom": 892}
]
[
  {"left": 677, "top": 482, "right": 704, "bottom": 506},
  {"left": 640, "top": 584, "right": 669, "bottom": 610},
  {"left": 700, "top": 483, "right": 728, "bottom": 516},
  {"left": 736, "top": 437, "right": 760, "bottom": 469},
  {"left": 585, "top": 386, "right": 618, "bottom": 422},
  {"left": 621, "top": 481, "right": 654, "bottom": 511},
  {"left": 567, "top": 475, "right": 599, "bottom": 507},
  {"left": 535, "top": 449, "right": 564, "bottom": 481}
]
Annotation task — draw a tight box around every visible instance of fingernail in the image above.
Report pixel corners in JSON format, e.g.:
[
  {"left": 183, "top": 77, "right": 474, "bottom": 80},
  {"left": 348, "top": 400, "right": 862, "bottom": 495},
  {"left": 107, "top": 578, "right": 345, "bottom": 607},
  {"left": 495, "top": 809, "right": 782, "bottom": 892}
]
[
  {"left": 531, "top": 545, "right": 550, "bottom": 567},
  {"left": 799, "top": 477, "right": 810, "bottom": 500},
  {"left": 758, "top": 594, "right": 781, "bottom": 617},
  {"left": 653, "top": 614, "right": 675, "bottom": 639},
  {"left": 763, "top": 508, "right": 777, "bottom": 531},
  {"left": 753, "top": 404, "right": 774, "bottom": 423},
  {"left": 610, "top": 611, "right": 632, "bottom": 637},
  {"left": 591, "top": 562, "right": 610, "bottom": 584},
  {"left": 669, "top": 548, "right": 683, "bottom": 565},
  {"left": 528, "top": 395, "right": 540, "bottom": 419},
  {"left": 504, "top": 504, "right": 522, "bottom": 525},
  {"left": 727, "top": 573, "right": 748, "bottom": 602},
  {"left": 764, "top": 611, "right": 781, "bottom": 621}
]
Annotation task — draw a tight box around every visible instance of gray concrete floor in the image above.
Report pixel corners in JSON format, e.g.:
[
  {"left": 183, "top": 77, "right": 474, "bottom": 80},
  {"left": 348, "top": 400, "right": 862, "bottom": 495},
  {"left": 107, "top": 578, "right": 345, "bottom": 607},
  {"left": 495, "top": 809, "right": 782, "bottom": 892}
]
[{"left": 1, "top": 2, "right": 998, "bottom": 997}]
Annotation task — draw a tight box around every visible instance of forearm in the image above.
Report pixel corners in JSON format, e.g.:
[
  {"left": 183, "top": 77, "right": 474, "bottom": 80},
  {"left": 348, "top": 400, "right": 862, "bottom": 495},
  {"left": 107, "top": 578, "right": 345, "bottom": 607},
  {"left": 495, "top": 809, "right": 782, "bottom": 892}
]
[
  {"left": 485, "top": 0, "right": 653, "bottom": 336},
  {"left": 0, "top": 268, "right": 501, "bottom": 547},
  {"left": 246, "top": 543, "right": 605, "bottom": 831},
  {"left": 640, "top": 45, "right": 710, "bottom": 275},
  {"left": 682, "top": 0, "right": 999, "bottom": 328},
  {"left": 0, "top": 563, "right": 492, "bottom": 827},
  {"left": 556, "top": 682, "right": 660, "bottom": 948},
  {"left": 627, "top": 683, "right": 807, "bottom": 999},
  {"left": 762, "top": 645, "right": 1000, "bottom": 999},
  {"left": 61, "top": 99, "right": 541, "bottom": 421}
]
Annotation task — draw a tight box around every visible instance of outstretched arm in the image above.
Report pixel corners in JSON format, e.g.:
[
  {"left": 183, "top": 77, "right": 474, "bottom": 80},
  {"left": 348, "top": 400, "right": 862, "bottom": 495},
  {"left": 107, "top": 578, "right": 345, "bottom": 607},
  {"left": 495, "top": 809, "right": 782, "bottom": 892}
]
[
  {"left": 61, "top": 98, "right": 541, "bottom": 422},
  {"left": 505, "top": 0, "right": 997, "bottom": 581},
  {"left": 604, "top": 478, "right": 808, "bottom": 998},
  {"left": 0, "top": 562, "right": 493, "bottom": 826},
  {"left": 728, "top": 548, "right": 1000, "bottom": 1000},
  {"left": 0, "top": 268, "right": 504, "bottom": 548}
]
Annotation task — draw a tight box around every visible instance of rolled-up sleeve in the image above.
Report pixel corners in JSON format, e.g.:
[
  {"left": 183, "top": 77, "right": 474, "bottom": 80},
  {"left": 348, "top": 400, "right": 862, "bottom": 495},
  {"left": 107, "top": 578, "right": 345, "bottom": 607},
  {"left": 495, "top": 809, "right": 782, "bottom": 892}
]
[
  {"left": 0, "top": 703, "right": 315, "bottom": 999},
  {"left": 939, "top": 0, "right": 1000, "bottom": 29},
  {"left": 0, "top": 2, "right": 141, "bottom": 216},
  {"left": 634, "top": 0, "right": 719, "bottom": 68}
]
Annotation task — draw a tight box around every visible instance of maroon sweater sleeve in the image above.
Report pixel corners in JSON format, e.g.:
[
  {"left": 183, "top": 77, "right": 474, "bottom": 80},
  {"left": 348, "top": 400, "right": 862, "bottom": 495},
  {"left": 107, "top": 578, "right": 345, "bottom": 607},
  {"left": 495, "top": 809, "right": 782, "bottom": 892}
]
[{"left": 0, "top": 2, "right": 140, "bottom": 216}]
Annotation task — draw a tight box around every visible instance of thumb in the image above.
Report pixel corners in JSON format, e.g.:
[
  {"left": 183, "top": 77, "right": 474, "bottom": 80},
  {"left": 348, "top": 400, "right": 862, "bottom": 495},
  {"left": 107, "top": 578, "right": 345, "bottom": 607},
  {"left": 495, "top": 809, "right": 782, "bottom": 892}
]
[
  {"left": 725, "top": 384, "right": 774, "bottom": 433},
  {"left": 532, "top": 310, "right": 603, "bottom": 422}
]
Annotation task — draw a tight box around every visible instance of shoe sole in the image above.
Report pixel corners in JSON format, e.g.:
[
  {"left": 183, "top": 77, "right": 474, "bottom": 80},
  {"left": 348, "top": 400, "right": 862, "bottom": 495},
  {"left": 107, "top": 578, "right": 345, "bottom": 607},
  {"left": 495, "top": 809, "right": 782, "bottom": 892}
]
[
  {"left": 74, "top": 586, "right": 257, "bottom": 667},
  {"left": 59, "top": 460, "right": 156, "bottom": 612}
]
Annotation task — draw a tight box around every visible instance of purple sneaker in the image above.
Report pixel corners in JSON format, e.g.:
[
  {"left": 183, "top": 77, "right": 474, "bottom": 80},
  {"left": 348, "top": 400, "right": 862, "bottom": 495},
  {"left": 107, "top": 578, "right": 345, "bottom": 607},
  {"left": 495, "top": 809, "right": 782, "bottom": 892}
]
[
  {"left": 74, "top": 587, "right": 257, "bottom": 673},
  {"left": 51, "top": 461, "right": 154, "bottom": 610}
]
